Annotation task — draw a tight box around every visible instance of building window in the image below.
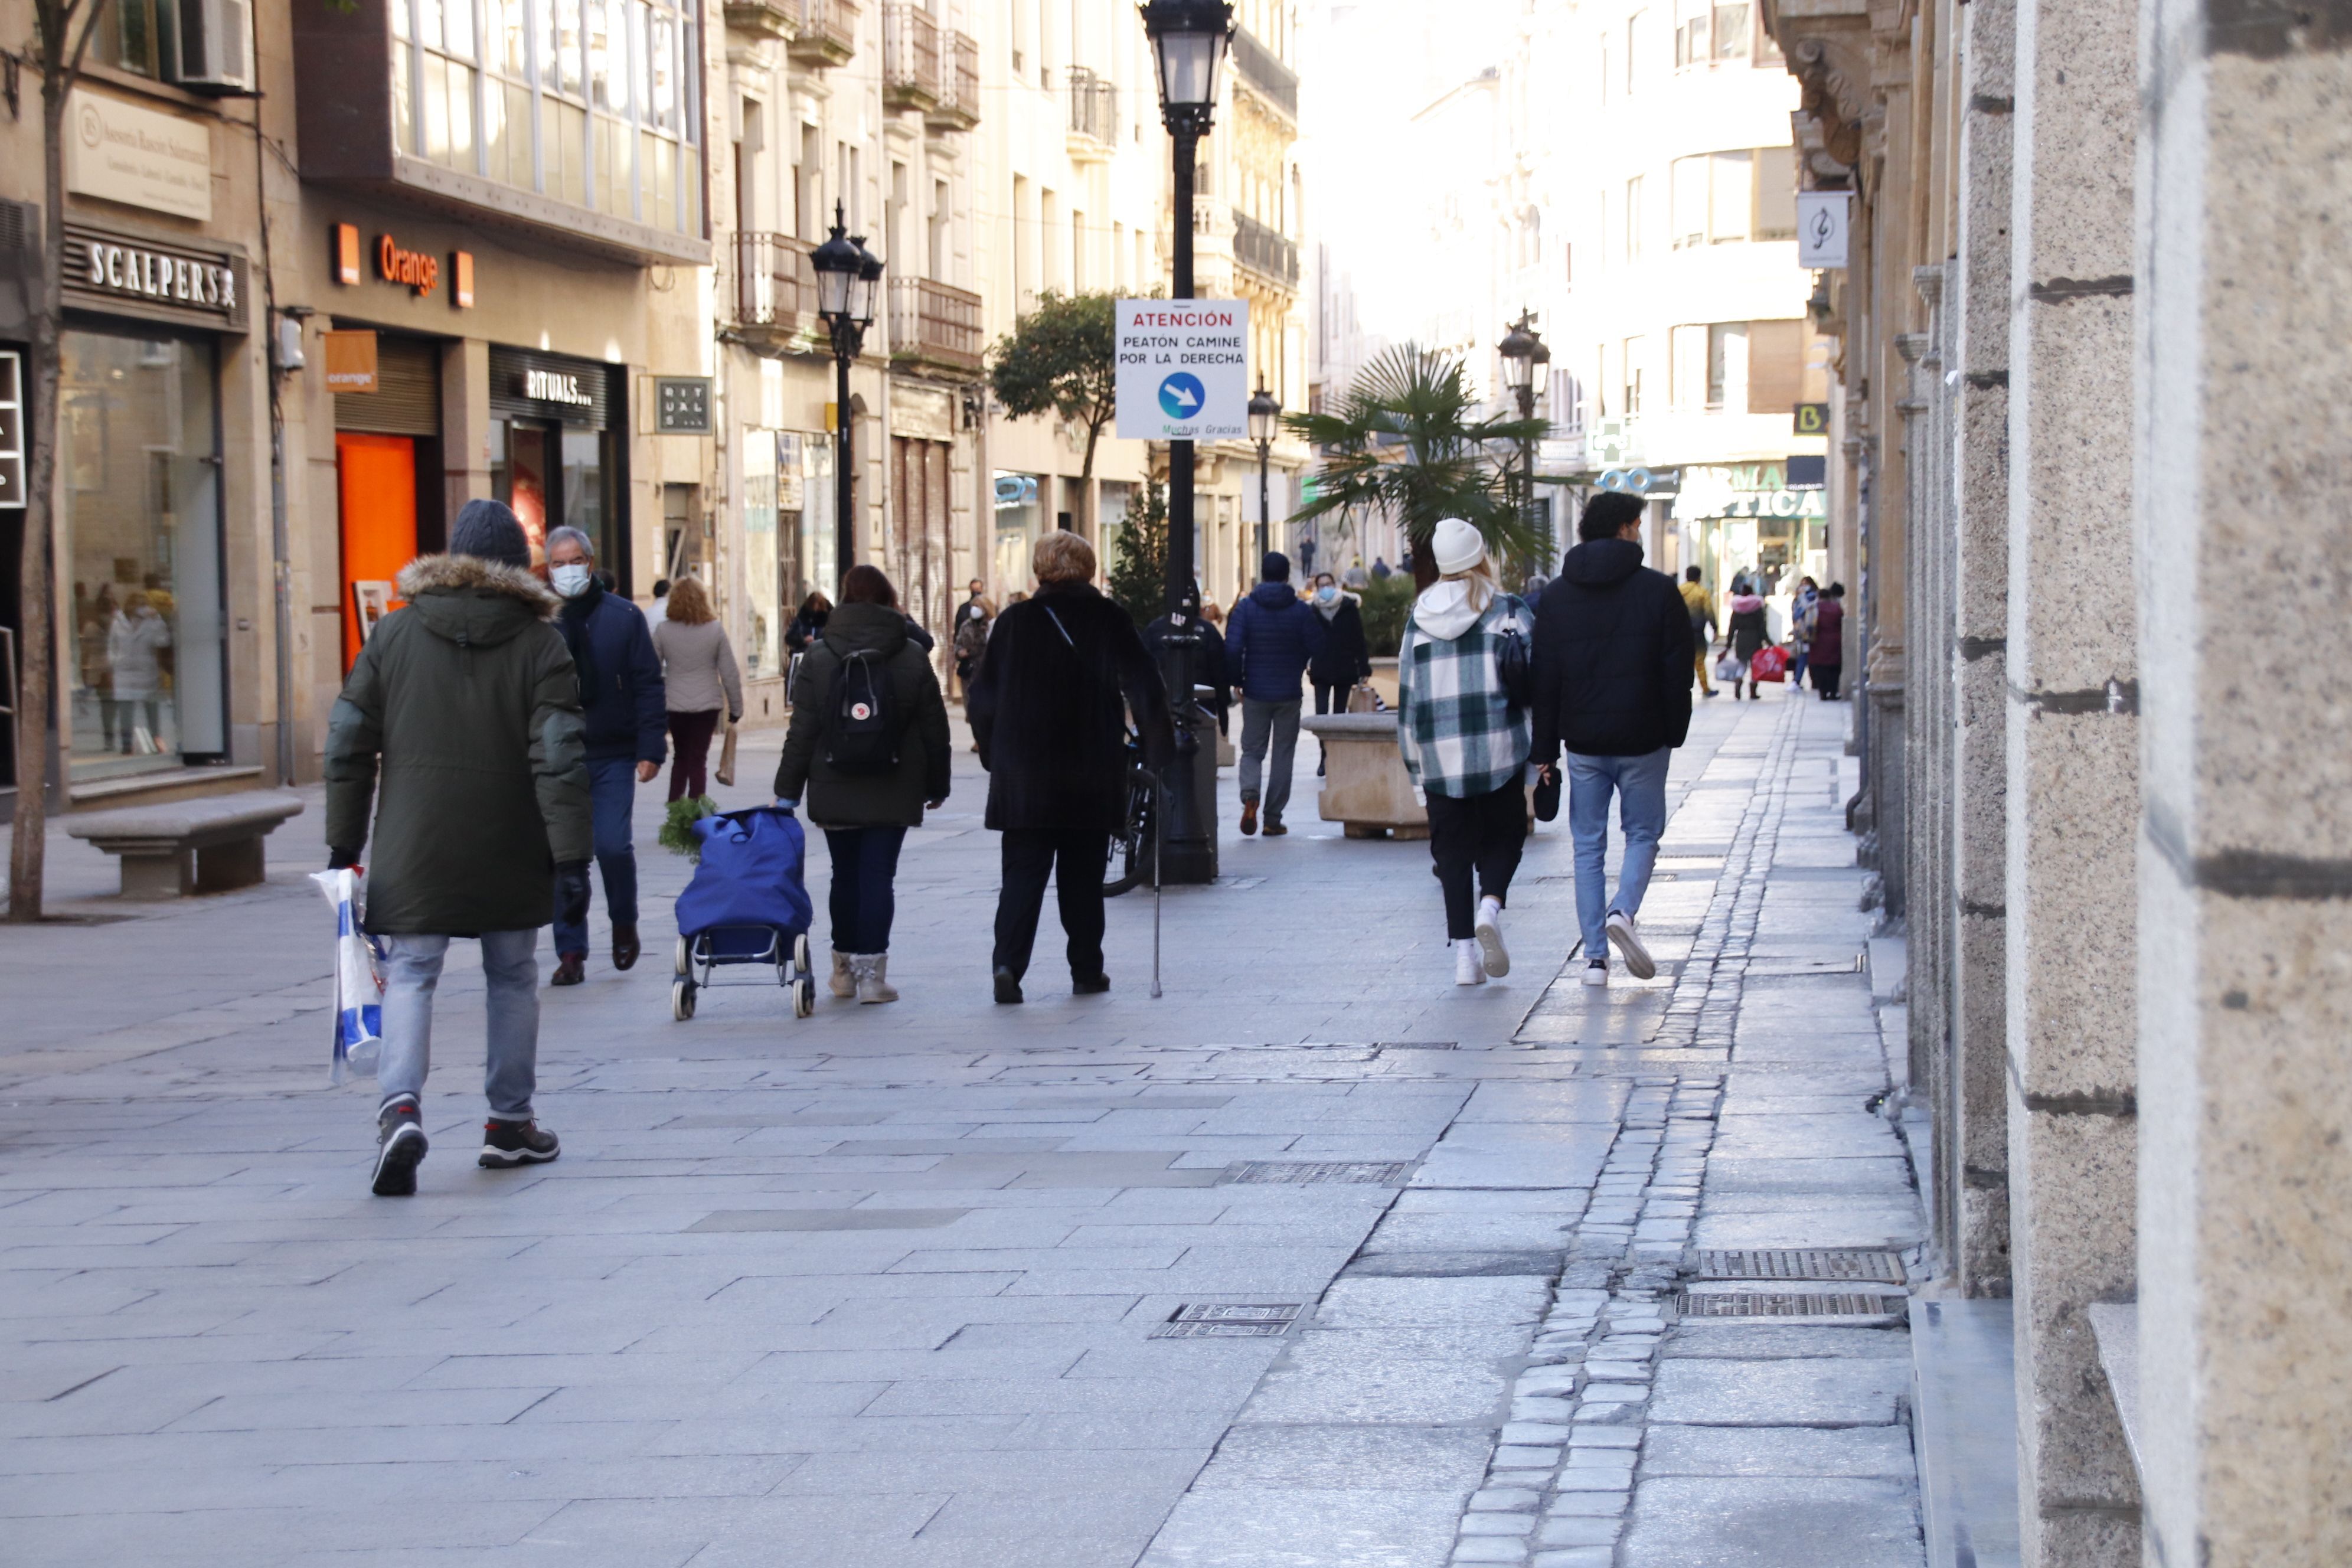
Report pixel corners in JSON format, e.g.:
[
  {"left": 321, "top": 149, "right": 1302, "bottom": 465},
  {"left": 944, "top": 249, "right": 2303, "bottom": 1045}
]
[
  {"left": 1755, "top": 145, "right": 1798, "bottom": 238},
  {"left": 61, "top": 329, "right": 228, "bottom": 782},
  {"left": 1626, "top": 11, "right": 1645, "bottom": 94},
  {"left": 1623, "top": 175, "right": 1644, "bottom": 262},
  {"left": 1669, "top": 319, "right": 1809, "bottom": 413},
  {"left": 1622, "top": 335, "right": 1646, "bottom": 416},
  {"left": 1671, "top": 148, "right": 1796, "bottom": 246}
]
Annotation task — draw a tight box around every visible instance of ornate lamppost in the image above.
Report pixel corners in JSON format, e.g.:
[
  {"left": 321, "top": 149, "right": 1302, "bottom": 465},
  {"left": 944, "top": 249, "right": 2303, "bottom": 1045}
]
[
  {"left": 1248, "top": 383, "right": 1280, "bottom": 570},
  {"left": 812, "top": 202, "right": 884, "bottom": 586},
  {"left": 1498, "top": 311, "right": 1551, "bottom": 571},
  {"left": 1141, "top": 0, "right": 1233, "bottom": 884}
]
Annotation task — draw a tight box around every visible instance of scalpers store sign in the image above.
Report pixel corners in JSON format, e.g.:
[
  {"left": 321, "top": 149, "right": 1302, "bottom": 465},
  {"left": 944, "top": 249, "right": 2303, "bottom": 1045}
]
[{"left": 63, "top": 226, "right": 249, "bottom": 330}]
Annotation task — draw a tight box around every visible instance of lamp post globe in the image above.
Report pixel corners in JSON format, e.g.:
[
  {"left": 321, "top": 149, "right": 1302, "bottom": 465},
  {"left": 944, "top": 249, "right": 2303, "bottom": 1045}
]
[
  {"left": 1139, "top": 0, "right": 1234, "bottom": 885},
  {"left": 1498, "top": 316, "right": 1540, "bottom": 398},
  {"left": 812, "top": 202, "right": 881, "bottom": 588}
]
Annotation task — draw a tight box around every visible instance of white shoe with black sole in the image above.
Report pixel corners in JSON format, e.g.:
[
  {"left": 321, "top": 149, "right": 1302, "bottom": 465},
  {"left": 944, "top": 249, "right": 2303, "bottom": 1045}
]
[
  {"left": 1605, "top": 910, "right": 1657, "bottom": 980},
  {"left": 1475, "top": 896, "right": 1510, "bottom": 978},
  {"left": 372, "top": 1100, "right": 429, "bottom": 1197}
]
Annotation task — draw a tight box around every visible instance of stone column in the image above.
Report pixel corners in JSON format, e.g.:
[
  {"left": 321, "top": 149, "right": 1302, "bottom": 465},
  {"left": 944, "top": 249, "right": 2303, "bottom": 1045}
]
[
  {"left": 442, "top": 338, "right": 493, "bottom": 531},
  {"left": 2004, "top": 0, "right": 2142, "bottom": 1562},
  {"left": 2135, "top": 5, "right": 2352, "bottom": 1566},
  {"left": 1949, "top": 0, "right": 2014, "bottom": 1297}
]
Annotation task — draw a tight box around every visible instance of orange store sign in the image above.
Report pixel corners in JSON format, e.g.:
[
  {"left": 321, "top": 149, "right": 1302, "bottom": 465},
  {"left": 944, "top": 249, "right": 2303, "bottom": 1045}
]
[{"left": 378, "top": 235, "right": 439, "bottom": 296}]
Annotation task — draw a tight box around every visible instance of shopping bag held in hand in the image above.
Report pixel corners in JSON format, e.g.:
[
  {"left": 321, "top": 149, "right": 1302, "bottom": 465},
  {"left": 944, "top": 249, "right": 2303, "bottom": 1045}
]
[
  {"left": 714, "top": 720, "right": 739, "bottom": 788},
  {"left": 1714, "top": 652, "right": 1743, "bottom": 684},
  {"left": 310, "top": 868, "right": 385, "bottom": 1083},
  {"left": 1750, "top": 645, "right": 1789, "bottom": 683}
]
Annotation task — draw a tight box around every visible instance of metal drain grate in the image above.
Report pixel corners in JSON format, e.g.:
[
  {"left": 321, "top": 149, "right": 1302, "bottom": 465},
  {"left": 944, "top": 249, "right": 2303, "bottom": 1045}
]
[
  {"left": 1223, "top": 1161, "right": 1416, "bottom": 1185},
  {"left": 1679, "top": 1291, "right": 1906, "bottom": 1319},
  {"left": 1694, "top": 1249, "right": 1906, "bottom": 1283},
  {"left": 1151, "top": 1302, "right": 1304, "bottom": 1339}
]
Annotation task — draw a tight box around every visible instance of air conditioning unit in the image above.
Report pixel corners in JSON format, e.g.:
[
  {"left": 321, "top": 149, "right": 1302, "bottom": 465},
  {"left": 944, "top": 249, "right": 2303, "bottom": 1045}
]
[{"left": 164, "top": 0, "right": 255, "bottom": 95}]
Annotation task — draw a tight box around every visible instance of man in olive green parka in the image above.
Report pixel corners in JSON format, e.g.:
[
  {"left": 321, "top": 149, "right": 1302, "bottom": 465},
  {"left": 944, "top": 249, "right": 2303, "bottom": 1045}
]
[{"left": 326, "top": 500, "right": 593, "bottom": 1197}]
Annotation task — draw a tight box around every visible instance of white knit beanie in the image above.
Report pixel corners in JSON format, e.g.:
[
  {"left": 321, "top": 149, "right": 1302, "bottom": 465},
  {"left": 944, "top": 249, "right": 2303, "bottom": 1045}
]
[{"left": 1432, "top": 518, "right": 1486, "bottom": 576}]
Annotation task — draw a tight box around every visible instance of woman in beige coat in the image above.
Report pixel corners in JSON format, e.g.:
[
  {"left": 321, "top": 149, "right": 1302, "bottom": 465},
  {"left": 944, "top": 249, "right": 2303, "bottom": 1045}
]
[{"left": 650, "top": 577, "right": 743, "bottom": 802}]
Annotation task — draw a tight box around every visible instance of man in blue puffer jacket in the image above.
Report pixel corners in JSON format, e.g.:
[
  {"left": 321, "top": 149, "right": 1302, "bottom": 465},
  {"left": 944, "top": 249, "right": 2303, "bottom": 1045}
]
[
  {"left": 1223, "top": 551, "right": 1326, "bottom": 837},
  {"left": 545, "top": 525, "right": 666, "bottom": 984}
]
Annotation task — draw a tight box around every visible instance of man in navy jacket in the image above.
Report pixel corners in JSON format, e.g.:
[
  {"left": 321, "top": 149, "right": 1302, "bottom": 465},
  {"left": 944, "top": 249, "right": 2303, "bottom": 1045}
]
[
  {"left": 1223, "top": 551, "right": 1326, "bottom": 836},
  {"left": 545, "top": 525, "right": 666, "bottom": 983}
]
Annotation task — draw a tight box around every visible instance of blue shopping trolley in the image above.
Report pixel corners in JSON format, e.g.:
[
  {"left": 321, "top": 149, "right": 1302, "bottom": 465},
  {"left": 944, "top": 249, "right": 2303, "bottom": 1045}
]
[{"left": 670, "top": 805, "right": 818, "bottom": 1020}]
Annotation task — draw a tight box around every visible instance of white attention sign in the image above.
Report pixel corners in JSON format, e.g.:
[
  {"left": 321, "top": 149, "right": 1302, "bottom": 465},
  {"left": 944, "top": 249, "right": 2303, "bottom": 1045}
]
[
  {"left": 66, "top": 90, "right": 214, "bottom": 221},
  {"left": 1796, "top": 191, "right": 1851, "bottom": 269},
  {"left": 1115, "top": 299, "right": 1250, "bottom": 441}
]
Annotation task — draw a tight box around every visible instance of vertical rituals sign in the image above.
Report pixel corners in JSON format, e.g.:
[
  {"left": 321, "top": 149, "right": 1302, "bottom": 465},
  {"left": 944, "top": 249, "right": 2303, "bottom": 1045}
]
[{"left": 1115, "top": 300, "right": 1251, "bottom": 440}]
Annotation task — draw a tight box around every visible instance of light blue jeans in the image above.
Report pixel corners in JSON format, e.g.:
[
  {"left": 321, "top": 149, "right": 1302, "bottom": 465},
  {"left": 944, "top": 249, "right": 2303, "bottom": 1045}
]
[
  {"left": 376, "top": 930, "right": 541, "bottom": 1119},
  {"left": 1566, "top": 747, "right": 1671, "bottom": 958}
]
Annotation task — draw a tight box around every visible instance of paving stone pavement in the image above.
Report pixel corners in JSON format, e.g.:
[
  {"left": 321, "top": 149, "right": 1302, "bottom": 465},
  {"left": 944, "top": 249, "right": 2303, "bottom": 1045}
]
[{"left": 0, "top": 684, "right": 1927, "bottom": 1567}]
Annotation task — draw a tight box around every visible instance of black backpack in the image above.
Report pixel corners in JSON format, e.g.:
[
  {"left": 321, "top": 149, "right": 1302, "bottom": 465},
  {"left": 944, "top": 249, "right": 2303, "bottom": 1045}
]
[{"left": 821, "top": 637, "right": 903, "bottom": 774}]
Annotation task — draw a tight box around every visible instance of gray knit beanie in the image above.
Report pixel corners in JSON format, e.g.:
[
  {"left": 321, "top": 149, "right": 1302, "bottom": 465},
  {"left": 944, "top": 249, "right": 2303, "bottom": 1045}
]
[{"left": 449, "top": 498, "right": 530, "bottom": 569}]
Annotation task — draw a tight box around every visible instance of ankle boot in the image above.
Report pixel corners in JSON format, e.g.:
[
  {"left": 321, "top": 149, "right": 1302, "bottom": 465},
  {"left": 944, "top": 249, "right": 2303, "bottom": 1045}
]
[
  {"left": 829, "top": 949, "right": 857, "bottom": 999},
  {"left": 853, "top": 954, "right": 899, "bottom": 1005}
]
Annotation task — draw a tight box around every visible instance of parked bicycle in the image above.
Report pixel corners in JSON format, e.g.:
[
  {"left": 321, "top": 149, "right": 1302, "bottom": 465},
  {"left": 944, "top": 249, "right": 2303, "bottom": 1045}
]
[{"left": 1105, "top": 726, "right": 1158, "bottom": 897}]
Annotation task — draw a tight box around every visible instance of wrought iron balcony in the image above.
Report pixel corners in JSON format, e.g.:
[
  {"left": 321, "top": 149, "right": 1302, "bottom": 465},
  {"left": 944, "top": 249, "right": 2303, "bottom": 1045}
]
[
  {"left": 1230, "top": 27, "right": 1297, "bottom": 120},
  {"left": 888, "top": 276, "right": 983, "bottom": 375},
  {"left": 1067, "top": 66, "right": 1118, "bottom": 156},
  {"left": 925, "top": 32, "right": 981, "bottom": 130},
  {"left": 786, "top": 0, "right": 856, "bottom": 66},
  {"left": 882, "top": 4, "right": 942, "bottom": 111},
  {"left": 733, "top": 231, "right": 821, "bottom": 347},
  {"left": 1232, "top": 209, "right": 1299, "bottom": 288}
]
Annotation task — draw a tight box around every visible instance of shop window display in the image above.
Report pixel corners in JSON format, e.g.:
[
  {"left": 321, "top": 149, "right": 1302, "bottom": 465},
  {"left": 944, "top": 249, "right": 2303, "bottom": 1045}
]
[{"left": 61, "top": 331, "right": 227, "bottom": 779}]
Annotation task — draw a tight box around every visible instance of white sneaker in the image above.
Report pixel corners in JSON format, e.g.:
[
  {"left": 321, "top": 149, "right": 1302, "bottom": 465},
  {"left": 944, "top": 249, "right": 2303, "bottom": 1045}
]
[
  {"left": 1475, "top": 896, "right": 1510, "bottom": 978},
  {"left": 1605, "top": 910, "right": 1657, "bottom": 980},
  {"left": 1453, "top": 938, "right": 1487, "bottom": 986},
  {"left": 1582, "top": 955, "right": 1609, "bottom": 987}
]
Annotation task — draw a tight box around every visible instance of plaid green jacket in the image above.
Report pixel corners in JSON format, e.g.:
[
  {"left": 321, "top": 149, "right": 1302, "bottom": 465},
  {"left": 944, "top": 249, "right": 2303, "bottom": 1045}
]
[{"left": 1397, "top": 593, "right": 1535, "bottom": 798}]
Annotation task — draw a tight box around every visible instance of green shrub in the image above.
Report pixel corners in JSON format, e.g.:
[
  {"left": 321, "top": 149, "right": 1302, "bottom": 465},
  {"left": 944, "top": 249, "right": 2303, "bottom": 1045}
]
[{"left": 1356, "top": 574, "right": 1416, "bottom": 656}]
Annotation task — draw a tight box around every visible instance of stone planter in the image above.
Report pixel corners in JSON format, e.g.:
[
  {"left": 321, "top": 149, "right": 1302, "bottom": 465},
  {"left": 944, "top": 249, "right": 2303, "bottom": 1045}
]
[{"left": 1301, "top": 713, "right": 1427, "bottom": 839}]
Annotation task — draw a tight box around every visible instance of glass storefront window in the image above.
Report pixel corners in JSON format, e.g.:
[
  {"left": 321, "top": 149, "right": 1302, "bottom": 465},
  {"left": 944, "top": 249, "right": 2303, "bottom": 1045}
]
[
  {"left": 801, "top": 436, "right": 835, "bottom": 599},
  {"left": 741, "top": 430, "right": 778, "bottom": 678},
  {"left": 61, "top": 330, "right": 226, "bottom": 780},
  {"left": 992, "top": 471, "right": 1041, "bottom": 593}
]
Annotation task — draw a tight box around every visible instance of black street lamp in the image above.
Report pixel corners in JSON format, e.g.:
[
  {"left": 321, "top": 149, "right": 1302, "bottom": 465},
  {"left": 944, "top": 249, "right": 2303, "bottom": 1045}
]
[
  {"left": 1248, "top": 384, "right": 1280, "bottom": 570},
  {"left": 1142, "top": 0, "right": 1233, "bottom": 886},
  {"left": 1498, "top": 311, "right": 1551, "bottom": 571},
  {"left": 813, "top": 201, "right": 884, "bottom": 588}
]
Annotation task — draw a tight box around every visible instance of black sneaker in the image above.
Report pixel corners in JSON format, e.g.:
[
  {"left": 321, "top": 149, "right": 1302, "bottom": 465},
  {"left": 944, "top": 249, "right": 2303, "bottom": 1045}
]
[
  {"left": 372, "top": 1099, "right": 428, "bottom": 1197},
  {"left": 993, "top": 967, "right": 1024, "bottom": 1005},
  {"left": 479, "top": 1119, "right": 561, "bottom": 1168}
]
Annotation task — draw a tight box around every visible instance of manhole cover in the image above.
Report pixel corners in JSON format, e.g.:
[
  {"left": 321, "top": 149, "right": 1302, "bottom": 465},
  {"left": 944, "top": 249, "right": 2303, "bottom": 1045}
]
[
  {"left": 1694, "top": 1249, "right": 1906, "bottom": 1283},
  {"left": 1223, "top": 1161, "right": 1416, "bottom": 1185},
  {"left": 1151, "top": 1302, "right": 1302, "bottom": 1339},
  {"left": 1678, "top": 1291, "right": 1906, "bottom": 1319}
]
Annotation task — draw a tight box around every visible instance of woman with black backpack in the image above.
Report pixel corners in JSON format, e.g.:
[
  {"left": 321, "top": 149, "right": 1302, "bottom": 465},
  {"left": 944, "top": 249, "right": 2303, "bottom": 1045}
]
[{"left": 773, "top": 566, "right": 950, "bottom": 1005}]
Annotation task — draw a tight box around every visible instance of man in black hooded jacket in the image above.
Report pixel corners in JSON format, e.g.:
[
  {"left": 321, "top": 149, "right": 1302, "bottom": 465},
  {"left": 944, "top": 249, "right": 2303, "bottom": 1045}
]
[{"left": 1529, "top": 492, "right": 1693, "bottom": 989}]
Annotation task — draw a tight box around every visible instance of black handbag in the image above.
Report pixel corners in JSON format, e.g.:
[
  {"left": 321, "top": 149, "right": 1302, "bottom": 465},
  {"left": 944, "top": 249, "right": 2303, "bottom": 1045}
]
[
  {"left": 1533, "top": 769, "right": 1562, "bottom": 822},
  {"left": 1494, "top": 622, "right": 1534, "bottom": 709}
]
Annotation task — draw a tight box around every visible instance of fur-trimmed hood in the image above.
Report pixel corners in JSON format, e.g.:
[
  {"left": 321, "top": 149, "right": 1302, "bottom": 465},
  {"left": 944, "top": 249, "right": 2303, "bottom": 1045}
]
[
  {"left": 397, "top": 553, "right": 562, "bottom": 614},
  {"left": 396, "top": 553, "right": 561, "bottom": 649}
]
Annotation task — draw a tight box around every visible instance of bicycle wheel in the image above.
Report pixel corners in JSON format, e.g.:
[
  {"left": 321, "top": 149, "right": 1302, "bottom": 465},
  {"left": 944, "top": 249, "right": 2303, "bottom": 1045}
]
[{"left": 1103, "top": 767, "right": 1155, "bottom": 897}]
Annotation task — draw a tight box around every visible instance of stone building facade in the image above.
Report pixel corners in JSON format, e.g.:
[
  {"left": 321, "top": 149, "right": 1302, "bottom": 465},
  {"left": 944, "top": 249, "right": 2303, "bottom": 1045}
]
[{"left": 1760, "top": 1, "right": 2352, "bottom": 1564}]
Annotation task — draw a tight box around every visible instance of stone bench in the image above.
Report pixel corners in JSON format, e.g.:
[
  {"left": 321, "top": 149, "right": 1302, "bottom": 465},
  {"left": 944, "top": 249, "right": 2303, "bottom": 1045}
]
[
  {"left": 1301, "top": 713, "right": 1429, "bottom": 839},
  {"left": 65, "top": 791, "right": 306, "bottom": 899}
]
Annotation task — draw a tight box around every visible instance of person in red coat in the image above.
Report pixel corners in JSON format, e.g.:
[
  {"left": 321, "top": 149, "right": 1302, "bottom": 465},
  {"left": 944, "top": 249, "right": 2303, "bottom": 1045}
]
[{"left": 1810, "top": 582, "right": 1847, "bottom": 699}]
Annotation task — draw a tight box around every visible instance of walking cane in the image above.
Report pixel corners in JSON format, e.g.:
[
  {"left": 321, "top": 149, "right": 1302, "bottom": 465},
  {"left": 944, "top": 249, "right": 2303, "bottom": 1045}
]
[{"left": 1149, "top": 766, "right": 1165, "bottom": 999}]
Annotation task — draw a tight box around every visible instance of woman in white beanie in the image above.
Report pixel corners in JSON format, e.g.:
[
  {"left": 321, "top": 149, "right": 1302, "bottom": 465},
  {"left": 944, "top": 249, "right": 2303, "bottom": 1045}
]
[{"left": 1396, "top": 518, "right": 1536, "bottom": 985}]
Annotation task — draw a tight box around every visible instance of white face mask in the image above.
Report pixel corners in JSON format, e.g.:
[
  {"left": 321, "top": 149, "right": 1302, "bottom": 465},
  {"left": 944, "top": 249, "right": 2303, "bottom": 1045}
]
[{"left": 550, "top": 563, "right": 592, "bottom": 598}]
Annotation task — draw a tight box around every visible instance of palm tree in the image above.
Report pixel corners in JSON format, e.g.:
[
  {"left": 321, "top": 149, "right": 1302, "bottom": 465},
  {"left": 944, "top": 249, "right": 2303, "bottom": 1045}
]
[{"left": 1283, "top": 345, "right": 1551, "bottom": 589}]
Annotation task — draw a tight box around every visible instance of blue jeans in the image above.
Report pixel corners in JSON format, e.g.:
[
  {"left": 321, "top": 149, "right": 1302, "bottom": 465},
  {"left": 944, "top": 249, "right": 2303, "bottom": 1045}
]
[
  {"left": 376, "top": 930, "right": 540, "bottom": 1119},
  {"left": 552, "top": 755, "right": 641, "bottom": 956},
  {"left": 1566, "top": 747, "right": 1671, "bottom": 958},
  {"left": 825, "top": 825, "right": 907, "bottom": 953}
]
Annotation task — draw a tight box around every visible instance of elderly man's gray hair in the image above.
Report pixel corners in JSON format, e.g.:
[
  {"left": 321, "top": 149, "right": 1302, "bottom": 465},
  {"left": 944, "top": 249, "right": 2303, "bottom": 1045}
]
[{"left": 546, "top": 525, "right": 596, "bottom": 560}]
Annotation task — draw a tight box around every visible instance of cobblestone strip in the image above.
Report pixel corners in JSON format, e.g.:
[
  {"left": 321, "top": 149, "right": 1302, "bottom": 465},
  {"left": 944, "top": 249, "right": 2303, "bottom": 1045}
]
[{"left": 1453, "top": 704, "right": 1807, "bottom": 1566}]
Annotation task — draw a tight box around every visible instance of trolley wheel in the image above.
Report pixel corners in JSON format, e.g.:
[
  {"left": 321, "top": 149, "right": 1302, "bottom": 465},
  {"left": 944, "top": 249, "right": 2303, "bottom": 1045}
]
[
  {"left": 792, "top": 976, "right": 816, "bottom": 1018},
  {"left": 671, "top": 978, "right": 697, "bottom": 1021},
  {"left": 792, "top": 933, "right": 812, "bottom": 977},
  {"left": 674, "top": 935, "right": 692, "bottom": 977}
]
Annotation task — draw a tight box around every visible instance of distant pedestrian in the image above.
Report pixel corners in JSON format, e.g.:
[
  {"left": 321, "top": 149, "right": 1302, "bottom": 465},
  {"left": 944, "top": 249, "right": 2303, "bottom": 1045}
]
[
  {"left": 107, "top": 591, "right": 172, "bottom": 752},
  {"left": 1788, "top": 576, "right": 1819, "bottom": 689},
  {"left": 785, "top": 591, "right": 832, "bottom": 656},
  {"left": 650, "top": 577, "right": 673, "bottom": 622},
  {"left": 951, "top": 579, "right": 992, "bottom": 697},
  {"left": 773, "top": 564, "right": 951, "bottom": 1005},
  {"left": 1224, "top": 552, "right": 1327, "bottom": 837},
  {"left": 1811, "top": 583, "right": 1846, "bottom": 699},
  {"left": 1679, "top": 567, "right": 1719, "bottom": 699},
  {"left": 1530, "top": 492, "right": 1694, "bottom": 990},
  {"left": 1307, "top": 572, "right": 1373, "bottom": 716},
  {"left": 1725, "top": 588, "right": 1770, "bottom": 699},
  {"left": 967, "top": 531, "right": 1173, "bottom": 1004},
  {"left": 1397, "top": 520, "right": 1534, "bottom": 988},
  {"left": 1371, "top": 557, "right": 1393, "bottom": 580},
  {"left": 325, "top": 499, "right": 592, "bottom": 1196},
  {"left": 546, "top": 525, "right": 666, "bottom": 985},
  {"left": 651, "top": 577, "right": 741, "bottom": 803}
]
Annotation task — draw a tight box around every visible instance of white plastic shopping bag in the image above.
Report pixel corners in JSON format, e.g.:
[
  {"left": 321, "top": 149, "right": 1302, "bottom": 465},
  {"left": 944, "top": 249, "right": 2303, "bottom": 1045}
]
[{"left": 310, "top": 868, "right": 385, "bottom": 1083}]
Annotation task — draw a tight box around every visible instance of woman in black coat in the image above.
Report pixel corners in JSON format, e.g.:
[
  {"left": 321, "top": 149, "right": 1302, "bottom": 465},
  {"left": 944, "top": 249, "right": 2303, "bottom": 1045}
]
[
  {"left": 1723, "top": 591, "right": 1771, "bottom": 700},
  {"left": 773, "top": 566, "right": 950, "bottom": 1005},
  {"left": 1306, "top": 573, "right": 1374, "bottom": 714},
  {"left": 966, "top": 531, "right": 1173, "bottom": 1004}
]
